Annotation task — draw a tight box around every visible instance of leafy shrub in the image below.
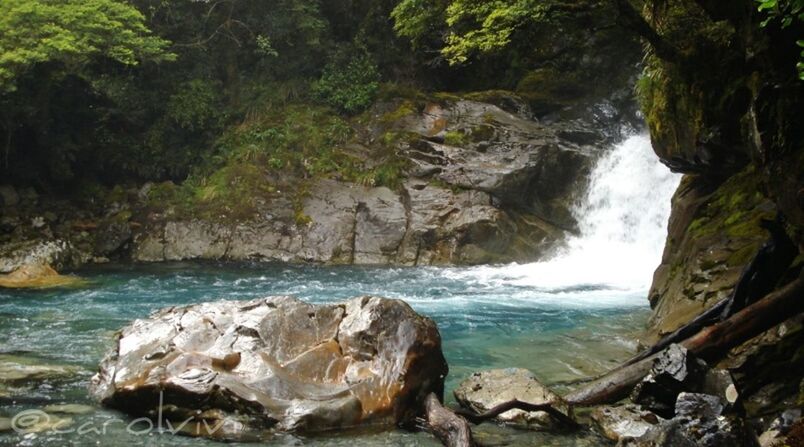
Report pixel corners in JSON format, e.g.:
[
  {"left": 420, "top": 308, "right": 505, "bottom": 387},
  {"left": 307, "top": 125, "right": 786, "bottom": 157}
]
[{"left": 312, "top": 51, "right": 380, "bottom": 114}]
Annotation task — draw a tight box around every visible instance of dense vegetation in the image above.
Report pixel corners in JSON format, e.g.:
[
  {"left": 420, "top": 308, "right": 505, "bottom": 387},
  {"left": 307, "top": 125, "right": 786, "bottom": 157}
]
[{"left": 0, "top": 0, "right": 799, "bottom": 210}]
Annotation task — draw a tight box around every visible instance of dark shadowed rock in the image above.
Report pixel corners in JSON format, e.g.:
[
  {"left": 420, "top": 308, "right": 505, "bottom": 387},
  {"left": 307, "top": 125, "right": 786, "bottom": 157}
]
[
  {"left": 453, "top": 368, "right": 572, "bottom": 430},
  {"left": 618, "top": 392, "right": 754, "bottom": 447},
  {"left": 631, "top": 344, "right": 708, "bottom": 418},
  {"left": 94, "top": 220, "right": 132, "bottom": 256},
  {"left": 90, "top": 296, "right": 447, "bottom": 439}
]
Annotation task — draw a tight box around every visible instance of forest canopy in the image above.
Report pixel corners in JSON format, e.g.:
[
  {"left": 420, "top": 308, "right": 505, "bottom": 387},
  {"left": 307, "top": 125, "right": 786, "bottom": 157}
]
[{"left": 0, "top": 0, "right": 798, "bottom": 190}]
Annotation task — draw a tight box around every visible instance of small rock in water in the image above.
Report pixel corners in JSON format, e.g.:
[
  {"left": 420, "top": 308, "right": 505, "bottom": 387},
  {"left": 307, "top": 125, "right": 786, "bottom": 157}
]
[
  {"left": 0, "top": 263, "right": 84, "bottom": 289},
  {"left": 0, "top": 354, "right": 81, "bottom": 384},
  {"left": 590, "top": 404, "right": 658, "bottom": 442},
  {"left": 453, "top": 368, "right": 572, "bottom": 429},
  {"left": 41, "top": 404, "right": 95, "bottom": 415},
  {"left": 0, "top": 417, "right": 12, "bottom": 432}
]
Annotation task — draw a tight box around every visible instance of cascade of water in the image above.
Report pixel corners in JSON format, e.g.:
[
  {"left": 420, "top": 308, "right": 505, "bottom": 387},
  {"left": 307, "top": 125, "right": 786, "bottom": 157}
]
[{"left": 451, "top": 134, "right": 682, "bottom": 293}]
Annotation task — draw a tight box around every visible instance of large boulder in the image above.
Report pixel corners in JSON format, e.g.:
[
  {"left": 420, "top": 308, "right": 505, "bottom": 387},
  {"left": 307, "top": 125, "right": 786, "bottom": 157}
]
[
  {"left": 0, "top": 239, "right": 85, "bottom": 273},
  {"left": 90, "top": 296, "right": 448, "bottom": 439},
  {"left": 453, "top": 368, "right": 572, "bottom": 430}
]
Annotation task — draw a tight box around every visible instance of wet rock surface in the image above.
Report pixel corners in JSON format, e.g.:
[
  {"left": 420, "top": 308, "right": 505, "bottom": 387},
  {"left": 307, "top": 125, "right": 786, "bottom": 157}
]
[
  {"left": 591, "top": 404, "right": 659, "bottom": 442},
  {"left": 124, "top": 96, "right": 595, "bottom": 266},
  {"left": 631, "top": 345, "right": 708, "bottom": 418},
  {"left": 453, "top": 368, "right": 572, "bottom": 429},
  {"left": 620, "top": 392, "right": 755, "bottom": 447},
  {"left": 90, "top": 295, "right": 448, "bottom": 439},
  {"left": 0, "top": 263, "right": 84, "bottom": 289}
]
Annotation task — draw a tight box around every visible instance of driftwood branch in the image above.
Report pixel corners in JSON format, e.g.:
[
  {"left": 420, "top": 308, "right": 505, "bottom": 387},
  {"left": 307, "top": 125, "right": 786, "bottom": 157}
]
[
  {"left": 454, "top": 399, "right": 579, "bottom": 429},
  {"left": 423, "top": 393, "right": 476, "bottom": 447},
  {"left": 565, "top": 273, "right": 804, "bottom": 406},
  {"left": 623, "top": 217, "right": 797, "bottom": 367}
]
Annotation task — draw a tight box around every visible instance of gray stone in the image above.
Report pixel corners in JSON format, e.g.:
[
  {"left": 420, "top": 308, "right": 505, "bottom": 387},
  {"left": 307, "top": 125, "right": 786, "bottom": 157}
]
[
  {"left": 41, "top": 404, "right": 95, "bottom": 415},
  {"left": 94, "top": 220, "right": 132, "bottom": 256},
  {"left": 0, "top": 239, "right": 86, "bottom": 273},
  {"left": 0, "top": 355, "right": 81, "bottom": 384},
  {"left": 631, "top": 344, "right": 708, "bottom": 418},
  {"left": 591, "top": 404, "right": 659, "bottom": 442},
  {"left": 91, "top": 296, "right": 447, "bottom": 438},
  {"left": 453, "top": 368, "right": 572, "bottom": 429}
]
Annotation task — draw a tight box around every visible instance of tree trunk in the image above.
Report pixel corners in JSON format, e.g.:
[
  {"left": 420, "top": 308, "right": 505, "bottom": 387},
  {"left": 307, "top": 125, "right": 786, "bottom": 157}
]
[
  {"left": 565, "top": 273, "right": 804, "bottom": 406},
  {"left": 423, "top": 393, "right": 476, "bottom": 447}
]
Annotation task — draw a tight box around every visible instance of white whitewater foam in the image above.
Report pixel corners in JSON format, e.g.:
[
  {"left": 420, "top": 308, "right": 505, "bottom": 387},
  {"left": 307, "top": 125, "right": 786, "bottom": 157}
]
[{"left": 444, "top": 134, "right": 682, "bottom": 295}]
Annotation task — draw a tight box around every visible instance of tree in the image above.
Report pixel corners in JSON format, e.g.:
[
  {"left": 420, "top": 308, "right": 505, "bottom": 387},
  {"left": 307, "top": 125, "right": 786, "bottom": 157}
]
[{"left": 0, "top": 0, "right": 173, "bottom": 91}]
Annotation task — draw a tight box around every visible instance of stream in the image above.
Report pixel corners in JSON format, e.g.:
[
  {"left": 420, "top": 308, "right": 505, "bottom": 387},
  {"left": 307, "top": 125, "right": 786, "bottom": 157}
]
[{"left": 0, "top": 134, "right": 681, "bottom": 446}]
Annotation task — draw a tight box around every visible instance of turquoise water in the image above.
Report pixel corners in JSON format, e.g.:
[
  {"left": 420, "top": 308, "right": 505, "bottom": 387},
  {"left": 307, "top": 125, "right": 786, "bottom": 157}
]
[
  {"left": 0, "top": 135, "right": 679, "bottom": 445},
  {"left": 0, "top": 262, "right": 650, "bottom": 446}
]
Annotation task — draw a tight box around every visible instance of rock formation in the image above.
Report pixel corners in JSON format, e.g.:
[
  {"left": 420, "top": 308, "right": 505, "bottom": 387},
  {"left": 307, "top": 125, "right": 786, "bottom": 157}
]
[{"left": 90, "top": 295, "right": 448, "bottom": 439}]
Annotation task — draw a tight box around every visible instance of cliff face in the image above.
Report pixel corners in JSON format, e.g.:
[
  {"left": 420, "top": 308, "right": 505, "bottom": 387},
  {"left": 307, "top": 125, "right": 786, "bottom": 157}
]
[{"left": 643, "top": 0, "right": 803, "bottom": 421}]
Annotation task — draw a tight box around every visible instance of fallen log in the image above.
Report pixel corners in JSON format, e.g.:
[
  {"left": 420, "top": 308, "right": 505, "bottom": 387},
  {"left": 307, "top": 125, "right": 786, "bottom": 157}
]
[
  {"left": 454, "top": 399, "right": 580, "bottom": 429},
  {"left": 623, "top": 216, "right": 798, "bottom": 367},
  {"left": 565, "top": 273, "right": 804, "bottom": 406},
  {"left": 423, "top": 393, "right": 476, "bottom": 447}
]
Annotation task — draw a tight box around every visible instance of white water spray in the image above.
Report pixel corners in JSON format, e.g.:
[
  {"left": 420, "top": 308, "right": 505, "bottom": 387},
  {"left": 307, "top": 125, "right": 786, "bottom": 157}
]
[{"left": 449, "top": 134, "right": 682, "bottom": 294}]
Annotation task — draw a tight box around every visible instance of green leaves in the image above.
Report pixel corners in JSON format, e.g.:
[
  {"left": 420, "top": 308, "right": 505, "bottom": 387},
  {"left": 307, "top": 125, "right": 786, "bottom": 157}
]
[
  {"left": 755, "top": 0, "right": 804, "bottom": 80},
  {"left": 0, "top": 0, "right": 173, "bottom": 91},
  {"left": 312, "top": 51, "right": 380, "bottom": 114},
  {"left": 392, "top": 0, "right": 555, "bottom": 65}
]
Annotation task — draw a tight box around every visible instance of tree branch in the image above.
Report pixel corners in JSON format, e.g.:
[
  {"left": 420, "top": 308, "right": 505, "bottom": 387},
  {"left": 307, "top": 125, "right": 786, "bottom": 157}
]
[
  {"left": 454, "top": 399, "right": 580, "bottom": 429},
  {"left": 613, "top": 0, "right": 682, "bottom": 63},
  {"left": 565, "top": 273, "right": 804, "bottom": 406},
  {"left": 423, "top": 393, "right": 476, "bottom": 447}
]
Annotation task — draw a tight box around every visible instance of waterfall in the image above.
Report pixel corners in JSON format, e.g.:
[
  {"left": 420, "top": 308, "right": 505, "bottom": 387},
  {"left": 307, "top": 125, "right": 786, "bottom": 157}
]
[{"left": 454, "top": 134, "right": 682, "bottom": 294}]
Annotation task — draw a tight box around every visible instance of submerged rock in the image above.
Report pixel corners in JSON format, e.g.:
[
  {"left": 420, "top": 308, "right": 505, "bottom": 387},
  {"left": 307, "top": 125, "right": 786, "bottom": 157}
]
[
  {"left": 453, "top": 368, "right": 572, "bottom": 429},
  {"left": 0, "top": 354, "right": 82, "bottom": 384},
  {"left": 90, "top": 296, "right": 447, "bottom": 439},
  {"left": 0, "top": 263, "right": 84, "bottom": 289},
  {"left": 41, "top": 404, "right": 95, "bottom": 415}
]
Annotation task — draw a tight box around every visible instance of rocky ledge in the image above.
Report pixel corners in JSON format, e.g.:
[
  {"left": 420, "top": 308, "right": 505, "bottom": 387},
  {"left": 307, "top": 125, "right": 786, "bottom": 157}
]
[
  {"left": 0, "top": 92, "right": 620, "bottom": 274},
  {"left": 90, "top": 295, "right": 447, "bottom": 439}
]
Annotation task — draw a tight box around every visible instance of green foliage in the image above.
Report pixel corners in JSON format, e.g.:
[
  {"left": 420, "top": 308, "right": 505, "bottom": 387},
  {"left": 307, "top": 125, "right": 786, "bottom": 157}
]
[
  {"left": 391, "top": 0, "right": 447, "bottom": 49},
  {"left": 0, "top": 0, "right": 173, "bottom": 90},
  {"left": 756, "top": 0, "right": 804, "bottom": 79},
  {"left": 166, "top": 79, "right": 224, "bottom": 131},
  {"left": 392, "top": 0, "right": 589, "bottom": 65},
  {"left": 441, "top": 0, "right": 547, "bottom": 64},
  {"left": 444, "top": 130, "right": 469, "bottom": 146},
  {"left": 313, "top": 50, "right": 380, "bottom": 114},
  {"left": 216, "top": 105, "right": 356, "bottom": 179}
]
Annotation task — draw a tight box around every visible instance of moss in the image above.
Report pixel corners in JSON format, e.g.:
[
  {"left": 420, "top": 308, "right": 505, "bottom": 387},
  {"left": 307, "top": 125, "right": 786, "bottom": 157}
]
[
  {"left": 380, "top": 100, "right": 417, "bottom": 123},
  {"left": 464, "top": 89, "right": 516, "bottom": 103},
  {"left": 444, "top": 130, "right": 469, "bottom": 146},
  {"left": 432, "top": 92, "right": 462, "bottom": 103},
  {"left": 727, "top": 243, "right": 761, "bottom": 267},
  {"left": 469, "top": 124, "right": 495, "bottom": 142}
]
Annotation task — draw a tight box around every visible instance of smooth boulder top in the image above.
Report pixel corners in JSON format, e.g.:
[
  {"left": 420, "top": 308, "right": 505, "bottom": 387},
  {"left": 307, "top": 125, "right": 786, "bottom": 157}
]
[
  {"left": 90, "top": 295, "right": 447, "bottom": 439},
  {"left": 453, "top": 367, "right": 572, "bottom": 430}
]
